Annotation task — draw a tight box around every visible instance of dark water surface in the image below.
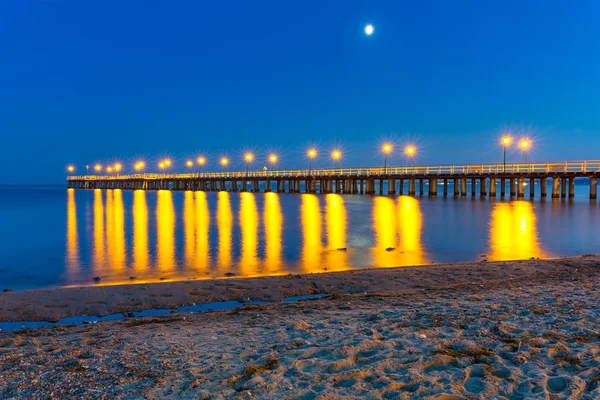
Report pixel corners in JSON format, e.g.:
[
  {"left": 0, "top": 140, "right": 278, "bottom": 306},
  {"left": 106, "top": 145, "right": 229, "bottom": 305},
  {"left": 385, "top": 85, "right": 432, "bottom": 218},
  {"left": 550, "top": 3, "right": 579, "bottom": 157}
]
[{"left": 0, "top": 184, "right": 598, "bottom": 290}]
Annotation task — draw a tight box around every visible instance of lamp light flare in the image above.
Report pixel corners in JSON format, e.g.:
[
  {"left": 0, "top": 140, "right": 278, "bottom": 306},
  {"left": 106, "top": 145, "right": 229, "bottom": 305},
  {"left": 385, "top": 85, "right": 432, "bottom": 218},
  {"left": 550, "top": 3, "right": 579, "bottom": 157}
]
[
  {"left": 308, "top": 149, "right": 317, "bottom": 158},
  {"left": 186, "top": 160, "right": 193, "bottom": 167},
  {"left": 106, "top": 167, "right": 113, "bottom": 173},
  {"left": 383, "top": 144, "right": 392, "bottom": 153},
  {"left": 164, "top": 159, "right": 171, "bottom": 166},
  {"left": 221, "top": 157, "right": 229, "bottom": 166},
  {"left": 245, "top": 153, "right": 253, "bottom": 162},
  {"left": 114, "top": 163, "right": 122, "bottom": 172},
  {"left": 405, "top": 145, "right": 416, "bottom": 156},
  {"left": 159, "top": 162, "right": 165, "bottom": 169},
  {"left": 94, "top": 164, "right": 102, "bottom": 172},
  {"left": 520, "top": 139, "right": 530, "bottom": 149},
  {"left": 197, "top": 157, "right": 205, "bottom": 165},
  {"left": 502, "top": 135, "right": 512, "bottom": 146},
  {"left": 67, "top": 165, "right": 74, "bottom": 172},
  {"left": 269, "top": 155, "right": 277, "bottom": 163},
  {"left": 365, "top": 24, "right": 374, "bottom": 35},
  {"left": 332, "top": 150, "right": 341, "bottom": 160}
]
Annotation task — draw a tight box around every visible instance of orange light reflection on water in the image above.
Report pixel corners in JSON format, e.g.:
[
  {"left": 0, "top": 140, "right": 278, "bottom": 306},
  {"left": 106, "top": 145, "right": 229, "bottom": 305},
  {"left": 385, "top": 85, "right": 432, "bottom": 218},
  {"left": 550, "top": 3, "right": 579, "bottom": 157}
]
[
  {"left": 93, "top": 189, "right": 105, "bottom": 270},
  {"left": 397, "top": 196, "right": 427, "bottom": 265},
  {"left": 373, "top": 196, "right": 397, "bottom": 267},
  {"left": 240, "top": 192, "right": 259, "bottom": 275},
  {"left": 301, "top": 194, "right": 322, "bottom": 273},
  {"left": 324, "top": 194, "right": 348, "bottom": 271},
  {"left": 133, "top": 190, "right": 148, "bottom": 271},
  {"left": 217, "top": 192, "right": 232, "bottom": 272},
  {"left": 66, "top": 189, "right": 80, "bottom": 272},
  {"left": 264, "top": 192, "right": 283, "bottom": 274},
  {"left": 194, "top": 191, "right": 210, "bottom": 273},
  {"left": 156, "top": 190, "right": 175, "bottom": 273},
  {"left": 489, "top": 201, "right": 545, "bottom": 260}
]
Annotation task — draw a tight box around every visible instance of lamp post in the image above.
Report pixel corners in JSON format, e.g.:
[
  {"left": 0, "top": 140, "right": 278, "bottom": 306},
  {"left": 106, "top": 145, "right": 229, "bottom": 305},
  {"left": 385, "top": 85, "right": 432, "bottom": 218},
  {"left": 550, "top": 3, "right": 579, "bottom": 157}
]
[
  {"left": 67, "top": 165, "right": 75, "bottom": 176},
  {"left": 332, "top": 150, "right": 341, "bottom": 168},
  {"left": 197, "top": 157, "right": 205, "bottom": 176},
  {"left": 245, "top": 153, "right": 253, "bottom": 177},
  {"left": 307, "top": 149, "right": 317, "bottom": 175},
  {"left": 269, "top": 154, "right": 278, "bottom": 171},
  {"left": 383, "top": 143, "right": 392, "bottom": 173},
  {"left": 519, "top": 139, "right": 530, "bottom": 163},
  {"left": 85, "top": 165, "right": 89, "bottom": 176},
  {"left": 502, "top": 135, "right": 512, "bottom": 172},
  {"left": 94, "top": 164, "right": 102, "bottom": 174},
  {"left": 221, "top": 157, "right": 229, "bottom": 172},
  {"left": 405, "top": 145, "right": 416, "bottom": 166},
  {"left": 114, "top": 163, "right": 121, "bottom": 177}
]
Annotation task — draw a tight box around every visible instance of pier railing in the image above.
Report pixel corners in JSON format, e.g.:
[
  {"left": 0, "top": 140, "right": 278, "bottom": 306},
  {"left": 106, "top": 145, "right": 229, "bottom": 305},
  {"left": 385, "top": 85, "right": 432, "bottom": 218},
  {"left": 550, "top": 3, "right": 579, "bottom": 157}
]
[{"left": 68, "top": 160, "right": 600, "bottom": 181}]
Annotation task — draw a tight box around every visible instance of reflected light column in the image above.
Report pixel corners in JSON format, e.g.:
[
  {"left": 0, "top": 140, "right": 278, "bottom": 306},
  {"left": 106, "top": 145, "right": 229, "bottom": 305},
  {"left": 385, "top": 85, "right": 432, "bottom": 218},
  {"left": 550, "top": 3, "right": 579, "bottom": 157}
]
[
  {"left": 397, "top": 196, "right": 427, "bottom": 265},
  {"left": 111, "top": 189, "right": 126, "bottom": 271},
  {"left": 264, "top": 192, "right": 283, "bottom": 274},
  {"left": 66, "top": 188, "right": 80, "bottom": 274},
  {"left": 184, "top": 191, "right": 195, "bottom": 267},
  {"left": 93, "top": 189, "right": 105, "bottom": 270},
  {"left": 157, "top": 190, "right": 176, "bottom": 274},
  {"left": 217, "top": 191, "right": 233, "bottom": 271},
  {"left": 240, "top": 193, "right": 259, "bottom": 275},
  {"left": 325, "top": 194, "right": 348, "bottom": 271},
  {"left": 301, "top": 194, "right": 322, "bottom": 273},
  {"left": 194, "top": 191, "right": 210, "bottom": 272},
  {"left": 133, "top": 190, "right": 149, "bottom": 271},
  {"left": 489, "top": 201, "right": 544, "bottom": 260},
  {"left": 373, "top": 197, "right": 397, "bottom": 267}
]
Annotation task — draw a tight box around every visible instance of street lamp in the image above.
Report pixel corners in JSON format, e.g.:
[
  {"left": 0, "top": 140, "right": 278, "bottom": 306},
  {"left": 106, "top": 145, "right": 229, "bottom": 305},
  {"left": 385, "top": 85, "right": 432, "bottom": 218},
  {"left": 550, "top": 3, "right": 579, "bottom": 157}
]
[
  {"left": 94, "top": 164, "right": 102, "bottom": 174},
  {"left": 221, "top": 157, "right": 229, "bottom": 170},
  {"left": 114, "top": 163, "right": 122, "bottom": 177},
  {"left": 67, "top": 165, "right": 75, "bottom": 175},
  {"left": 85, "top": 165, "right": 89, "bottom": 176},
  {"left": 186, "top": 160, "right": 193, "bottom": 169},
  {"left": 519, "top": 139, "right": 530, "bottom": 163},
  {"left": 382, "top": 143, "right": 392, "bottom": 173},
  {"left": 332, "top": 150, "right": 341, "bottom": 167},
  {"left": 135, "top": 162, "right": 145, "bottom": 172},
  {"left": 502, "top": 135, "right": 512, "bottom": 172},
  {"left": 245, "top": 153, "right": 253, "bottom": 176},
  {"left": 269, "top": 154, "right": 278, "bottom": 170},
  {"left": 405, "top": 145, "right": 416, "bottom": 166},
  {"left": 197, "top": 157, "right": 205, "bottom": 175},
  {"left": 106, "top": 166, "right": 113, "bottom": 175},
  {"left": 307, "top": 149, "right": 317, "bottom": 174},
  {"left": 164, "top": 159, "right": 171, "bottom": 166}
]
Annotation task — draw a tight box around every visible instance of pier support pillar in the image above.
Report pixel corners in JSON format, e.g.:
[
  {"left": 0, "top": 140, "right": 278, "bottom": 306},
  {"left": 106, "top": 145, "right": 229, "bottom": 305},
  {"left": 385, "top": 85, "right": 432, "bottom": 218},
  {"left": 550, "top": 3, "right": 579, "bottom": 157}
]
[
  {"left": 388, "top": 179, "right": 396, "bottom": 195},
  {"left": 379, "top": 179, "right": 384, "bottom": 195},
  {"left": 443, "top": 179, "right": 448, "bottom": 196},
  {"left": 591, "top": 177, "right": 598, "bottom": 199},
  {"left": 569, "top": 178, "right": 575, "bottom": 198},
  {"left": 540, "top": 178, "right": 547, "bottom": 197},
  {"left": 517, "top": 178, "right": 525, "bottom": 198},
  {"left": 399, "top": 179, "right": 404, "bottom": 195},
  {"left": 500, "top": 178, "right": 506, "bottom": 197},
  {"left": 453, "top": 178, "right": 459, "bottom": 196},
  {"left": 480, "top": 178, "right": 487, "bottom": 197},
  {"left": 461, "top": 178, "right": 467, "bottom": 197},
  {"left": 509, "top": 178, "right": 516, "bottom": 197},
  {"left": 409, "top": 179, "right": 416, "bottom": 196},
  {"left": 489, "top": 178, "right": 496, "bottom": 197},
  {"left": 529, "top": 178, "right": 535, "bottom": 198},
  {"left": 419, "top": 179, "right": 424, "bottom": 196},
  {"left": 561, "top": 177, "right": 567, "bottom": 198},
  {"left": 430, "top": 179, "right": 437, "bottom": 196},
  {"left": 471, "top": 178, "right": 476, "bottom": 197},
  {"left": 552, "top": 177, "right": 560, "bottom": 198}
]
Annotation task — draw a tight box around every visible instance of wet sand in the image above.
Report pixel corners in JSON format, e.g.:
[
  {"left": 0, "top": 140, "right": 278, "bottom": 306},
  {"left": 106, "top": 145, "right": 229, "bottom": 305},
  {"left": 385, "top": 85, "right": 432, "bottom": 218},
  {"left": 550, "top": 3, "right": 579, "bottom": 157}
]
[{"left": 1, "top": 256, "right": 600, "bottom": 398}]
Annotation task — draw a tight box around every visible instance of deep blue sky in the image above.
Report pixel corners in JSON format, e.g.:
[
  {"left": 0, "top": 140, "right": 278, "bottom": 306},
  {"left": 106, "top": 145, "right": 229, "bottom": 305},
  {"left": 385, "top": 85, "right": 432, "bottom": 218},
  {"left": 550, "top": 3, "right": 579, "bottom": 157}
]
[{"left": 1, "top": 1, "right": 599, "bottom": 183}]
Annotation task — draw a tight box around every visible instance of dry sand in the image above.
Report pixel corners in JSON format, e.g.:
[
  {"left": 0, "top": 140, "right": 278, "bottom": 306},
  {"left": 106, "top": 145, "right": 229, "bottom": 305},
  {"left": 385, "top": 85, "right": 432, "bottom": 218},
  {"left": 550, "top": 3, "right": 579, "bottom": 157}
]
[{"left": 1, "top": 256, "right": 600, "bottom": 398}]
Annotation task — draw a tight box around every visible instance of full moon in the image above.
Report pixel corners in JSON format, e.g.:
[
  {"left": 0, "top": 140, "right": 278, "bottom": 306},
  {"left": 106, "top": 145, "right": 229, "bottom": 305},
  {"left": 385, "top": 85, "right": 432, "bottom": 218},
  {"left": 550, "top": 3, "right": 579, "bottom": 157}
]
[{"left": 365, "top": 24, "right": 374, "bottom": 35}]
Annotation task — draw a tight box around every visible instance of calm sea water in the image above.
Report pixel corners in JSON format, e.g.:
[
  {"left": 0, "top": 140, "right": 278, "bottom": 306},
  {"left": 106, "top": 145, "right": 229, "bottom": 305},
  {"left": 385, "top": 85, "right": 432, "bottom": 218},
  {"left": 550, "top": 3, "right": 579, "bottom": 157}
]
[{"left": 0, "top": 184, "right": 598, "bottom": 290}]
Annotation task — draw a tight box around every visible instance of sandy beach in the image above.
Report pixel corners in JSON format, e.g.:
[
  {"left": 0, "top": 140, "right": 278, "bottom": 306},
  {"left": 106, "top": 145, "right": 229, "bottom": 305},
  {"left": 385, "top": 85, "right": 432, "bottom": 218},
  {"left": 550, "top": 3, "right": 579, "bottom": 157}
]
[{"left": 1, "top": 256, "right": 600, "bottom": 398}]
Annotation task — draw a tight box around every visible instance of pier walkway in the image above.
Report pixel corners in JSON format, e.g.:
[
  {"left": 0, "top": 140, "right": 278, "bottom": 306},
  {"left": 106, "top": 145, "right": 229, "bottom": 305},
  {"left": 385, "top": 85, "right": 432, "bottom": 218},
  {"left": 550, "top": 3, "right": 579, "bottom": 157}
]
[{"left": 68, "top": 161, "right": 600, "bottom": 199}]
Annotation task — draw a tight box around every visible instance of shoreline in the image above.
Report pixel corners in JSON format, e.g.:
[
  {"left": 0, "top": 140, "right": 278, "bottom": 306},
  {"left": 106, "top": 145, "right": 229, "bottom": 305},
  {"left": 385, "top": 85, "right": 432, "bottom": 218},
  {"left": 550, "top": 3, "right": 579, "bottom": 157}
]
[{"left": 1, "top": 255, "right": 598, "bottom": 323}]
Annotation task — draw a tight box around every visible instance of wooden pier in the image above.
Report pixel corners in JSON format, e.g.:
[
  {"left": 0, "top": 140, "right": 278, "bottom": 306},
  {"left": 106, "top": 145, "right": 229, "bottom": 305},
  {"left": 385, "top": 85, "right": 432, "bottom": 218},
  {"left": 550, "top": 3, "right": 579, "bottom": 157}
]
[{"left": 67, "top": 161, "right": 600, "bottom": 199}]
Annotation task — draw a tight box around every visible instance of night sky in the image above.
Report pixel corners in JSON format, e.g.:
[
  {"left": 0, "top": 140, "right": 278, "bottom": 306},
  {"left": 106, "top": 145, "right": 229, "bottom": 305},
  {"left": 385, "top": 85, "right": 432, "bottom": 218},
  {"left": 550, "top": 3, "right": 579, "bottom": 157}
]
[{"left": 2, "top": 1, "right": 599, "bottom": 183}]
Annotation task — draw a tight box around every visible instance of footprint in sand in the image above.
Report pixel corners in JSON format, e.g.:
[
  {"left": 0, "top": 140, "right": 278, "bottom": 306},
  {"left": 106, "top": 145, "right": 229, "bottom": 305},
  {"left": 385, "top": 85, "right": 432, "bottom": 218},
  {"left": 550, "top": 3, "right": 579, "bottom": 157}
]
[
  {"left": 547, "top": 376, "right": 568, "bottom": 393},
  {"left": 464, "top": 365, "right": 486, "bottom": 394}
]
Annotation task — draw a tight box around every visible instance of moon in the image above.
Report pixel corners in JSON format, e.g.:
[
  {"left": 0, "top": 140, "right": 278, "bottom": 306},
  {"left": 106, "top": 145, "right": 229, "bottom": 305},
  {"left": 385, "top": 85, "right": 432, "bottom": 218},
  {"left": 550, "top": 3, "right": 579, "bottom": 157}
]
[{"left": 365, "top": 24, "right": 374, "bottom": 36}]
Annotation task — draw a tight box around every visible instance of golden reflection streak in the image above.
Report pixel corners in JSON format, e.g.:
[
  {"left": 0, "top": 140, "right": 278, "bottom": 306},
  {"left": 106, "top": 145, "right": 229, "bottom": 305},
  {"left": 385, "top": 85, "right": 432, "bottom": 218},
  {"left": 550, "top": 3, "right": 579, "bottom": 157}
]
[
  {"left": 240, "top": 192, "right": 259, "bottom": 275},
  {"left": 217, "top": 191, "right": 232, "bottom": 271},
  {"left": 105, "top": 190, "right": 114, "bottom": 270},
  {"left": 489, "top": 201, "right": 545, "bottom": 260},
  {"left": 66, "top": 189, "right": 80, "bottom": 273},
  {"left": 111, "top": 189, "right": 126, "bottom": 271},
  {"left": 397, "top": 196, "right": 427, "bottom": 265},
  {"left": 157, "top": 190, "right": 176, "bottom": 273},
  {"left": 372, "top": 196, "right": 398, "bottom": 267},
  {"left": 184, "top": 191, "right": 195, "bottom": 267},
  {"left": 133, "top": 190, "right": 148, "bottom": 271},
  {"left": 194, "top": 191, "right": 210, "bottom": 273},
  {"left": 301, "top": 194, "right": 322, "bottom": 273},
  {"left": 264, "top": 192, "right": 283, "bottom": 274},
  {"left": 92, "top": 189, "right": 105, "bottom": 270},
  {"left": 324, "top": 194, "right": 348, "bottom": 271}
]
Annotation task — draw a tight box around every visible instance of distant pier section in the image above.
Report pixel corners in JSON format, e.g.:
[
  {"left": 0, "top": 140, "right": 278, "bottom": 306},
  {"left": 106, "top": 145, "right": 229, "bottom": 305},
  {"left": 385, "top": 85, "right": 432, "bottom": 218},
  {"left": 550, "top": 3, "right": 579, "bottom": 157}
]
[{"left": 67, "top": 161, "right": 600, "bottom": 199}]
